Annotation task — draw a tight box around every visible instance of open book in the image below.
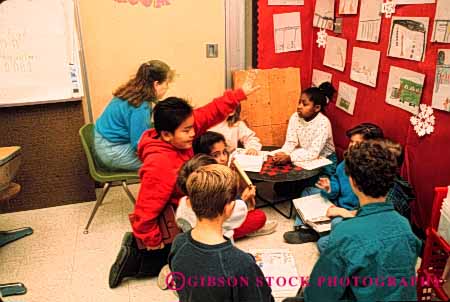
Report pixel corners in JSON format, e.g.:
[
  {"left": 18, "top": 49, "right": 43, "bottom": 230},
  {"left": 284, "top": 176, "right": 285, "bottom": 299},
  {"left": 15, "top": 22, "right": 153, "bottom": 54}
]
[{"left": 292, "top": 193, "right": 334, "bottom": 233}]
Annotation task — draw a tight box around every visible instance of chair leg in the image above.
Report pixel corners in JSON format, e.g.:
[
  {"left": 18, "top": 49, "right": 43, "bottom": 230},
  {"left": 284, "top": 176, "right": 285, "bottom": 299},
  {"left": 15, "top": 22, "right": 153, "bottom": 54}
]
[
  {"left": 122, "top": 181, "right": 136, "bottom": 205},
  {"left": 83, "top": 182, "right": 111, "bottom": 234}
]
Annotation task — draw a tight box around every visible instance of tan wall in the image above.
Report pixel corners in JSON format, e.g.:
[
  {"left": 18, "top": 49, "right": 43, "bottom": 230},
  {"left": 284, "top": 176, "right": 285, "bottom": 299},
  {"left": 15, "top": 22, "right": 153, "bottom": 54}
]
[{"left": 78, "top": 0, "right": 226, "bottom": 121}]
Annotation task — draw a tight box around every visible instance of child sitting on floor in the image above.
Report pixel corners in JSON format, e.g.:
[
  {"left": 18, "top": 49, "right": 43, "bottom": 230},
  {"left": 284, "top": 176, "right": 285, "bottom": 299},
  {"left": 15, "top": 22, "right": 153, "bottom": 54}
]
[
  {"left": 175, "top": 154, "right": 248, "bottom": 240},
  {"left": 209, "top": 104, "right": 262, "bottom": 155},
  {"left": 283, "top": 123, "right": 384, "bottom": 247},
  {"left": 108, "top": 81, "right": 259, "bottom": 288},
  {"left": 192, "top": 131, "right": 278, "bottom": 238},
  {"left": 169, "top": 164, "right": 274, "bottom": 302},
  {"left": 271, "top": 82, "right": 337, "bottom": 177},
  {"left": 282, "top": 140, "right": 422, "bottom": 302}
]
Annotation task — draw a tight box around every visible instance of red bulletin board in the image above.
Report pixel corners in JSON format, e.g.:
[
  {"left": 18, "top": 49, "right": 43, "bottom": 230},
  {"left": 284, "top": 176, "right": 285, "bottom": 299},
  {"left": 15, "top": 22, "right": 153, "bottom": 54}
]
[{"left": 257, "top": 0, "right": 450, "bottom": 231}]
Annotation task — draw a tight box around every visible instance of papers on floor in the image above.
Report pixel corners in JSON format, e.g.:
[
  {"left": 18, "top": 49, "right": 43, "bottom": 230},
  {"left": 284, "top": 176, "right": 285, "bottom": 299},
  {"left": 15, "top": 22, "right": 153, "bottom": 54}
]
[
  {"left": 232, "top": 153, "right": 264, "bottom": 172},
  {"left": 438, "top": 193, "right": 450, "bottom": 244},
  {"left": 292, "top": 194, "right": 333, "bottom": 233},
  {"left": 295, "top": 156, "right": 333, "bottom": 170},
  {"left": 249, "top": 249, "right": 300, "bottom": 299}
]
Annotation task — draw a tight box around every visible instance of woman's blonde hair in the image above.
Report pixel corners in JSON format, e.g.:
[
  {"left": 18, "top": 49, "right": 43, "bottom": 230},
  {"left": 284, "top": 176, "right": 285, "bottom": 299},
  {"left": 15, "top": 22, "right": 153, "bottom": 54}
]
[{"left": 113, "top": 60, "right": 174, "bottom": 107}]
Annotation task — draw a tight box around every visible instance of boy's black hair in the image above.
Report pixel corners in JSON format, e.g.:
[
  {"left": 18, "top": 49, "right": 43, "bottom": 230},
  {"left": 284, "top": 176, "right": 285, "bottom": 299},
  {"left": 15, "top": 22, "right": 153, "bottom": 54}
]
[
  {"left": 193, "top": 131, "right": 227, "bottom": 155},
  {"left": 346, "top": 123, "right": 384, "bottom": 140},
  {"left": 344, "top": 140, "right": 398, "bottom": 198},
  {"left": 153, "top": 97, "right": 193, "bottom": 134},
  {"left": 302, "top": 82, "right": 336, "bottom": 112},
  {"left": 177, "top": 154, "right": 217, "bottom": 195}
]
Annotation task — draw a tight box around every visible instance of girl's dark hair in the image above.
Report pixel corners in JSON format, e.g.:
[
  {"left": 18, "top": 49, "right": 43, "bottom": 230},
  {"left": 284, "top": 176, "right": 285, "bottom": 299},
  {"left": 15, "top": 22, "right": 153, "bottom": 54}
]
[
  {"left": 177, "top": 154, "right": 217, "bottom": 195},
  {"left": 226, "top": 104, "right": 241, "bottom": 126},
  {"left": 113, "top": 60, "right": 174, "bottom": 107},
  {"left": 193, "top": 131, "right": 227, "bottom": 155},
  {"left": 153, "top": 97, "right": 193, "bottom": 134},
  {"left": 346, "top": 123, "right": 384, "bottom": 140},
  {"left": 302, "top": 82, "right": 336, "bottom": 112}
]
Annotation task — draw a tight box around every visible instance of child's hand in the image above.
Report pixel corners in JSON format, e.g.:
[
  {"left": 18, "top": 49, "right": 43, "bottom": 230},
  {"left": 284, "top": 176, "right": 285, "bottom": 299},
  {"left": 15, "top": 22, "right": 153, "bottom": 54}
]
[
  {"left": 241, "top": 70, "right": 260, "bottom": 97},
  {"left": 245, "top": 148, "right": 259, "bottom": 156},
  {"left": 147, "top": 242, "right": 165, "bottom": 250},
  {"left": 316, "top": 177, "right": 331, "bottom": 193},
  {"left": 326, "top": 205, "right": 341, "bottom": 218},
  {"left": 242, "top": 185, "right": 256, "bottom": 210},
  {"left": 272, "top": 152, "right": 290, "bottom": 165}
]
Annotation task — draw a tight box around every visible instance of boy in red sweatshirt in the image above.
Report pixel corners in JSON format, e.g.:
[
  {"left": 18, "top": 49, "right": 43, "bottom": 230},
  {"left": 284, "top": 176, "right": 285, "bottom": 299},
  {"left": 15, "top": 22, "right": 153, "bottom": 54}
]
[{"left": 109, "top": 84, "right": 259, "bottom": 288}]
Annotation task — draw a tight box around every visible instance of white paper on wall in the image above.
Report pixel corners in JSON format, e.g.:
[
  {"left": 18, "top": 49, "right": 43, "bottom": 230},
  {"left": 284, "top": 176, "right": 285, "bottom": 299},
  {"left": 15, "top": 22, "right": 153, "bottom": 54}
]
[
  {"left": 387, "top": 17, "right": 429, "bottom": 62},
  {"left": 312, "top": 69, "right": 332, "bottom": 87},
  {"left": 337, "top": 82, "right": 358, "bottom": 115},
  {"left": 432, "top": 0, "right": 450, "bottom": 43},
  {"left": 273, "top": 12, "right": 302, "bottom": 53},
  {"left": 268, "top": 0, "right": 304, "bottom": 5},
  {"left": 432, "top": 49, "right": 450, "bottom": 112},
  {"left": 313, "top": 0, "right": 335, "bottom": 30},
  {"left": 339, "top": 0, "right": 359, "bottom": 15},
  {"left": 357, "top": 0, "right": 382, "bottom": 43},
  {"left": 385, "top": 66, "right": 425, "bottom": 114},
  {"left": 323, "top": 36, "right": 347, "bottom": 72},
  {"left": 350, "top": 47, "right": 380, "bottom": 87}
]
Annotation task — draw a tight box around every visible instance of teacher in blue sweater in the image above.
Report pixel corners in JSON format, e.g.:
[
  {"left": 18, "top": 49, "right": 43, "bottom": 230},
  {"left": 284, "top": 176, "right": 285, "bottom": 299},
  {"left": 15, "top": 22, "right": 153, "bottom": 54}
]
[{"left": 94, "top": 60, "right": 174, "bottom": 171}]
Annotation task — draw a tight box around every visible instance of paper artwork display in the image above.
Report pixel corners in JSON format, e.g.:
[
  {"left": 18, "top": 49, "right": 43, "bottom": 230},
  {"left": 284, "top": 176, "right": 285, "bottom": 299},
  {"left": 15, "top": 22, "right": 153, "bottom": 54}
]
[
  {"left": 357, "top": 0, "right": 382, "bottom": 42},
  {"left": 337, "top": 82, "right": 358, "bottom": 115},
  {"left": 273, "top": 12, "right": 302, "bottom": 53},
  {"left": 385, "top": 66, "right": 425, "bottom": 114},
  {"left": 388, "top": 17, "right": 429, "bottom": 62},
  {"left": 316, "top": 28, "right": 328, "bottom": 48},
  {"left": 268, "top": 0, "right": 304, "bottom": 5},
  {"left": 323, "top": 36, "right": 347, "bottom": 72},
  {"left": 432, "top": 49, "right": 450, "bottom": 112},
  {"left": 432, "top": 0, "right": 450, "bottom": 43},
  {"left": 395, "top": 0, "right": 435, "bottom": 4},
  {"left": 381, "top": 0, "right": 396, "bottom": 18},
  {"left": 314, "top": 0, "right": 335, "bottom": 30},
  {"left": 339, "top": 0, "right": 358, "bottom": 15},
  {"left": 350, "top": 47, "right": 380, "bottom": 87},
  {"left": 312, "top": 69, "right": 332, "bottom": 87}
]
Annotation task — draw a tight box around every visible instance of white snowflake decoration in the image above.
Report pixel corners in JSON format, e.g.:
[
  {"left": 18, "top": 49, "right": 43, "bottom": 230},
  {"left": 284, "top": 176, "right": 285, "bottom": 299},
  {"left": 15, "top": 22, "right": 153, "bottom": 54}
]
[
  {"left": 381, "top": 0, "right": 396, "bottom": 19},
  {"left": 317, "top": 28, "right": 328, "bottom": 48},
  {"left": 410, "top": 104, "right": 435, "bottom": 137}
]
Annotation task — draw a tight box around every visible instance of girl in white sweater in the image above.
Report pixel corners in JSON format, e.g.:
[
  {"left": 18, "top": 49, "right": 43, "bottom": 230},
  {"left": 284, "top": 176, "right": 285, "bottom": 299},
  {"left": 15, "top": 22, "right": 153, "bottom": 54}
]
[{"left": 209, "top": 104, "right": 262, "bottom": 155}]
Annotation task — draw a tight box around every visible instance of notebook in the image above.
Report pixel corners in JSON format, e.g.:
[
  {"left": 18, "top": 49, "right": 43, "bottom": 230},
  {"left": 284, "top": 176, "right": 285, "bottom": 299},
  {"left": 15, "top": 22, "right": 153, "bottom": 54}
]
[{"left": 292, "top": 193, "right": 334, "bottom": 233}]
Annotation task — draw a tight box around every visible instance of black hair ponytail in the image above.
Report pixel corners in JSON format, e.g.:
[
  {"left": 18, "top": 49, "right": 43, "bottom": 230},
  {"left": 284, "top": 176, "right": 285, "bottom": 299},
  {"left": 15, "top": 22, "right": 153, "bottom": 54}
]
[{"left": 302, "top": 81, "right": 336, "bottom": 112}]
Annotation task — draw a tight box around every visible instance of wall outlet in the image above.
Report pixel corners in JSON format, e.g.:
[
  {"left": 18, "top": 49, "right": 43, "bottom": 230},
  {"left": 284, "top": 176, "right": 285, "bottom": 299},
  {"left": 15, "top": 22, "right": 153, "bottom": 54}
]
[{"left": 206, "top": 44, "right": 219, "bottom": 58}]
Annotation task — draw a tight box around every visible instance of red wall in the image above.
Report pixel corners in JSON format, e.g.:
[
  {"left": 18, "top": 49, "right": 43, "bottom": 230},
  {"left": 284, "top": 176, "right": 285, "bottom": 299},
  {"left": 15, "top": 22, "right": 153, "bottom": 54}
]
[{"left": 257, "top": 0, "right": 450, "bottom": 230}]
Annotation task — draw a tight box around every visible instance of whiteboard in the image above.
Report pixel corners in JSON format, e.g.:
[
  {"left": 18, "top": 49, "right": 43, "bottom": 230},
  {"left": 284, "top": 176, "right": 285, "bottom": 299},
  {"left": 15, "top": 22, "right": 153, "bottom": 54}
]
[{"left": 0, "top": 0, "right": 83, "bottom": 107}]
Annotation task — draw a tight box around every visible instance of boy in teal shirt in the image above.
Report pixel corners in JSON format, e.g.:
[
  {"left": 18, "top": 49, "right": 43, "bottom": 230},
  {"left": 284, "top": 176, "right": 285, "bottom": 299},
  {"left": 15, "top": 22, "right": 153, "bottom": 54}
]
[{"left": 283, "top": 140, "right": 422, "bottom": 302}]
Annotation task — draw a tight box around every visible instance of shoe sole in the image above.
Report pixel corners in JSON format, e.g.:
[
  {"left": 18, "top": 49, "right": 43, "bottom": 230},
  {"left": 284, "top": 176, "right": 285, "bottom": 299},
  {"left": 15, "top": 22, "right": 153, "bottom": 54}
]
[
  {"left": 246, "top": 227, "right": 277, "bottom": 237},
  {"left": 109, "top": 233, "right": 133, "bottom": 288}
]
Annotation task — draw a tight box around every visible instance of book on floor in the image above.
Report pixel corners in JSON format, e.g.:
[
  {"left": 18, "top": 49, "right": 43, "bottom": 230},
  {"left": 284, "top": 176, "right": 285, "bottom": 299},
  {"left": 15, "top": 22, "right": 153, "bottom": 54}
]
[
  {"left": 248, "top": 249, "right": 300, "bottom": 299},
  {"left": 292, "top": 193, "right": 334, "bottom": 233}
]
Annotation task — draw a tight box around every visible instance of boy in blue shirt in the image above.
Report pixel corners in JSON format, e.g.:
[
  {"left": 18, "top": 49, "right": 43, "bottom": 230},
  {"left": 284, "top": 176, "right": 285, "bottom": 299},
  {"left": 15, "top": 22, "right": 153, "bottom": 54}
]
[
  {"left": 283, "top": 140, "right": 422, "bottom": 302},
  {"left": 284, "top": 123, "right": 384, "bottom": 247}
]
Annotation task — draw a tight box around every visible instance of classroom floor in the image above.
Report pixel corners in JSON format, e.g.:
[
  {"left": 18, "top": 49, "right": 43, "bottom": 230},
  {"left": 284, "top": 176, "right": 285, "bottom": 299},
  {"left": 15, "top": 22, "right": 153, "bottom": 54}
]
[{"left": 0, "top": 184, "right": 320, "bottom": 302}]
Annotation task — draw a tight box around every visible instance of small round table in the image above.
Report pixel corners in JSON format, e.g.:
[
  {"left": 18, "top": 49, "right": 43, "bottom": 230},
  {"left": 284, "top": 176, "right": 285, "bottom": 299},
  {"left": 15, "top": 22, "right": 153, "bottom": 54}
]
[{"left": 246, "top": 151, "right": 321, "bottom": 219}]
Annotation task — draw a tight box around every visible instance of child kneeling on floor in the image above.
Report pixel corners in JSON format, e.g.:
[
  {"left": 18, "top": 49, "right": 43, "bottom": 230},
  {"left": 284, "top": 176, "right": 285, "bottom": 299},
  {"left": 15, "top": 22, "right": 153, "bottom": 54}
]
[
  {"left": 193, "top": 131, "right": 278, "bottom": 238},
  {"left": 169, "top": 164, "right": 274, "bottom": 302}
]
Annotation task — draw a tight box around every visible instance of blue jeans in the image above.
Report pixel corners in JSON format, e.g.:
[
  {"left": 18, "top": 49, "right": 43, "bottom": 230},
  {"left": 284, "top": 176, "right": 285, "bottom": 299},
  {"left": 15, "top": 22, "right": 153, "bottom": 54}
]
[
  {"left": 317, "top": 217, "right": 343, "bottom": 253},
  {"left": 94, "top": 130, "right": 142, "bottom": 171}
]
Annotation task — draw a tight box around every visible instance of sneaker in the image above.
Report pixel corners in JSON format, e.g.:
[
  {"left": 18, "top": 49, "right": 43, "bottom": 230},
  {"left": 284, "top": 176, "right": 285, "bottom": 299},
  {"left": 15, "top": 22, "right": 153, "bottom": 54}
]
[
  {"left": 109, "top": 232, "right": 141, "bottom": 288},
  {"left": 283, "top": 226, "right": 319, "bottom": 244},
  {"left": 246, "top": 220, "right": 278, "bottom": 237},
  {"left": 157, "top": 264, "right": 171, "bottom": 290}
]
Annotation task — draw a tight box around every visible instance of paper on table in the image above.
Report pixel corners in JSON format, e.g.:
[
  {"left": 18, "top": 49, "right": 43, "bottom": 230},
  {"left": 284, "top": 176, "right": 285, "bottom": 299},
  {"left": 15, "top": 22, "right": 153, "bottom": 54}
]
[
  {"left": 295, "top": 157, "right": 333, "bottom": 170},
  {"left": 233, "top": 154, "right": 264, "bottom": 172}
]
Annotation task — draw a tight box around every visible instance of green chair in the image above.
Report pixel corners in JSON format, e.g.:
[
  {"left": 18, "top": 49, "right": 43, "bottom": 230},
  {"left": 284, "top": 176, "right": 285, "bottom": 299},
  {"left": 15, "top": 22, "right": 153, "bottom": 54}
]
[{"left": 79, "top": 124, "right": 139, "bottom": 234}]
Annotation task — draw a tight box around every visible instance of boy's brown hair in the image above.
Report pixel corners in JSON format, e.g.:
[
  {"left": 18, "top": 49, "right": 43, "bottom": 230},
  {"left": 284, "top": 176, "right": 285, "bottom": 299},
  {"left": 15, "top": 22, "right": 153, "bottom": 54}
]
[
  {"left": 177, "top": 154, "right": 217, "bottom": 195},
  {"left": 345, "top": 140, "right": 398, "bottom": 198},
  {"left": 186, "top": 164, "right": 238, "bottom": 220}
]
